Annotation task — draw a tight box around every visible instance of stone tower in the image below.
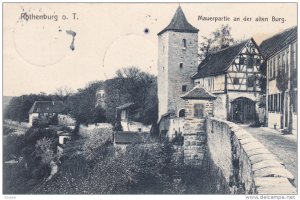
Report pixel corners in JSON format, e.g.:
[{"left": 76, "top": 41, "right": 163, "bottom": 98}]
[{"left": 157, "top": 6, "right": 199, "bottom": 119}]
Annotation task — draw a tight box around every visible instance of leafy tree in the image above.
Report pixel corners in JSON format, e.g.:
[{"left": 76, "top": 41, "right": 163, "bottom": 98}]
[
  {"left": 35, "top": 137, "right": 57, "bottom": 165},
  {"left": 198, "top": 24, "right": 235, "bottom": 61},
  {"left": 105, "top": 67, "right": 158, "bottom": 125},
  {"left": 4, "top": 93, "right": 54, "bottom": 122},
  {"left": 65, "top": 81, "right": 105, "bottom": 125}
]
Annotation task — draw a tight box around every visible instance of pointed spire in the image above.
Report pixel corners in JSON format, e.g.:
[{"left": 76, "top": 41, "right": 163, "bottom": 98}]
[{"left": 158, "top": 6, "right": 199, "bottom": 35}]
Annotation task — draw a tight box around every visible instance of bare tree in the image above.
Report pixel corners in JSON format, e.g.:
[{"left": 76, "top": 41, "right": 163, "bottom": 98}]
[{"left": 55, "top": 86, "right": 74, "bottom": 101}]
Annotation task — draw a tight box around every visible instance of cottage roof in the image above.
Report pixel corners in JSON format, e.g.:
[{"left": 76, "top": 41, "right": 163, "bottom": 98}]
[
  {"left": 116, "top": 102, "right": 135, "bottom": 110},
  {"left": 57, "top": 131, "right": 72, "bottom": 136},
  {"left": 158, "top": 6, "right": 199, "bottom": 35},
  {"left": 192, "top": 39, "right": 251, "bottom": 79},
  {"left": 259, "top": 26, "right": 297, "bottom": 59},
  {"left": 114, "top": 132, "right": 146, "bottom": 144},
  {"left": 28, "top": 101, "right": 64, "bottom": 114},
  {"left": 181, "top": 87, "right": 216, "bottom": 100}
]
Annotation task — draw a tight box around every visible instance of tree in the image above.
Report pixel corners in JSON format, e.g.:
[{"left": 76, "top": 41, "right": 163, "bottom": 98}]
[
  {"left": 35, "top": 137, "right": 57, "bottom": 165},
  {"left": 113, "top": 67, "right": 158, "bottom": 125},
  {"left": 65, "top": 81, "right": 105, "bottom": 125},
  {"left": 198, "top": 24, "right": 235, "bottom": 61},
  {"left": 54, "top": 86, "right": 74, "bottom": 102},
  {"left": 4, "top": 93, "right": 54, "bottom": 122}
]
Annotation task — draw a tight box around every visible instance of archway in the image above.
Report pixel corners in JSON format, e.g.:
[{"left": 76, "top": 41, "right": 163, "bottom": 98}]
[
  {"left": 230, "top": 97, "right": 256, "bottom": 124},
  {"left": 179, "top": 109, "right": 185, "bottom": 117}
]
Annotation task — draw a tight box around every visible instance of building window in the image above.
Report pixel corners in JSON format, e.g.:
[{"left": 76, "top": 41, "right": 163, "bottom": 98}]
[
  {"left": 182, "top": 39, "right": 187, "bottom": 49},
  {"left": 208, "top": 79, "right": 211, "bottom": 87},
  {"left": 282, "top": 53, "right": 286, "bottom": 73},
  {"left": 274, "top": 94, "right": 277, "bottom": 112},
  {"left": 255, "top": 57, "right": 261, "bottom": 66},
  {"left": 247, "top": 75, "right": 255, "bottom": 88},
  {"left": 182, "top": 85, "right": 187, "bottom": 92},
  {"left": 278, "top": 54, "right": 281, "bottom": 75},
  {"left": 179, "top": 63, "right": 183, "bottom": 69},
  {"left": 268, "top": 95, "right": 274, "bottom": 112},
  {"left": 233, "top": 77, "right": 239, "bottom": 84},
  {"left": 194, "top": 104, "right": 204, "bottom": 118},
  {"left": 239, "top": 57, "right": 245, "bottom": 65},
  {"left": 179, "top": 109, "right": 185, "bottom": 117},
  {"left": 278, "top": 93, "right": 281, "bottom": 112},
  {"left": 269, "top": 60, "right": 273, "bottom": 78},
  {"left": 247, "top": 56, "right": 254, "bottom": 69}
]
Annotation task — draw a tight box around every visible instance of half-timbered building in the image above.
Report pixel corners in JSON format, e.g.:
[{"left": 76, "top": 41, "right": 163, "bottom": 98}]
[{"left": 191, "top": 38, "right": 264, "bottom": 124}]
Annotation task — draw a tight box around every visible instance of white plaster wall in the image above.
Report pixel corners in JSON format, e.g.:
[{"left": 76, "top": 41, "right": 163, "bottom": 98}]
[
  {"left": 29, "top": 113, "right": 39, "bottom": 127},
  {"left": 268, "top": 112, "right": 281, "bottom": 129},
  {"left": 168, "top": 117, "right": 185, "bottom": 139},
  {"left": 121, "top": 121, "right": 151, "bottom": 133},
  {"left": 59, "top": 135, "right": 71, "bottom": 145},
  {"left": 213, "top": 94, "right": 227, "bottom": 120}
]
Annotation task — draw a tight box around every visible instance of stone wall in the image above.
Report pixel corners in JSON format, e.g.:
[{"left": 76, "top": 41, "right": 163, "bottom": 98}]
[{"left": 206, "top": 117, "right": 296, "bottom": 194}]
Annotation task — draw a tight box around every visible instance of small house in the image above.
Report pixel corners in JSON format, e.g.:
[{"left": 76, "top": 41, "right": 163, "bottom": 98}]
[
  {"left": 113, "top": 131, "right": 147, "bottom": 152},
  {"left": 116, "top": 102, "right": 151, "bottom": 132},
  {"left": 57, "top": 131, "right": 72, "bottom": 145},
  {"left": 28, "top": 101, "right": 64, "bottom": 127}
]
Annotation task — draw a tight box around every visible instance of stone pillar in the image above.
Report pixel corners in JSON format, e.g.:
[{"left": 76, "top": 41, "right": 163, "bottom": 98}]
[
  {"left": 181, "top": 87, "right": 216, "bottom": 166},
  {"left": 183, "top": 119, "right": 207, "bottom": 166}
]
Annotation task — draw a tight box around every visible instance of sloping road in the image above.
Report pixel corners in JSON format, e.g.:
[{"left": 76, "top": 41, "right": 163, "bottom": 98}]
[{"left": 242, "top": 125, "right": 297, "bottom": 187}]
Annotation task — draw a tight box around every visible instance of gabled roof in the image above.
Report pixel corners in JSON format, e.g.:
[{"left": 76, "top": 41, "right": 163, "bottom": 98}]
[
  {"left": 114, "top": 132, "right": 146, "bottom": 144},
  {"left": 259, "top": 26, "right": 297, "bottom": 59},
  {"left": 181, "top": 87, "right": 216, "bottom": 100},
  {"left": 158, "top": 6, "right": 199, "bottom": 35},
  {"left": 192, "top": 39, "right": 251, "bottom": 79},
  {"left": 28, "top": 101, "right": 64, "bottom": 114}
]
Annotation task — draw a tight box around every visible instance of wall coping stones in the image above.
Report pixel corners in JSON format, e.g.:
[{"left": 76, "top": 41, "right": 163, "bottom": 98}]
[
  {"left": 246, "top": 147, "right": 272, "bottom": 157},
  {"left": 209, "top": 117, "right": 296, "bottom": 194},
  {"left": 254, "top": 167, "right": 294, "bottom": 180},
  {"left": 252, "top": 160, "right": 284, "bottom": 171},
  {"left": 249, "top": 153, "right": 279, "bottom": 165},
  {"left": 239, "top": 137, "right": 259, "bottom": 145},
  {"left": 243, "top": 142, "right": 266, "bottom": 152}
]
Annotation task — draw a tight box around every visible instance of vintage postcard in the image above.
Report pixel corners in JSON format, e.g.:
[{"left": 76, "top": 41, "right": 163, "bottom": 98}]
[{"left": 2, "top": 2, "right": 298, "bottom": 197}]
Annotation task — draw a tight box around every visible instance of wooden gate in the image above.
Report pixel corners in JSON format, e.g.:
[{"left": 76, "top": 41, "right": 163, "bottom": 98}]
[{"left": 230, "top": 97, "right": 256, "bottom": 124}]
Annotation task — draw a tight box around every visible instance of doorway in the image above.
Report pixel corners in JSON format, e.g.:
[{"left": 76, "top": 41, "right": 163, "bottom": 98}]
[{"left": 231, "top": 97, "right": 256, "bottom": 124}]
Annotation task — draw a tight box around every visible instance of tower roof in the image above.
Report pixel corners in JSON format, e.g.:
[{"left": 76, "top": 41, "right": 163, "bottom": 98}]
[{"left": 158, "top": 6, "right": 199, "bottom": 35}]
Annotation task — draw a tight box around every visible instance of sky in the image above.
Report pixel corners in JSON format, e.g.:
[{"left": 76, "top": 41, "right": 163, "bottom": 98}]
[{"left": 3, "top": 3, "right": 297, "bottom": 96}]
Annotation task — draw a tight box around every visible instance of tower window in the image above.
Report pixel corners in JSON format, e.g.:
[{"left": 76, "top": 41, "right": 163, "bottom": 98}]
[
  {"left": 179, "top": 63, "right": 183, "bottom": 69},
  {"left": 182, "top": 85, "right": 187, "bottom": 92},
  {"left": 182, "top": 39, "right": 187, "bottom": 49}
]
